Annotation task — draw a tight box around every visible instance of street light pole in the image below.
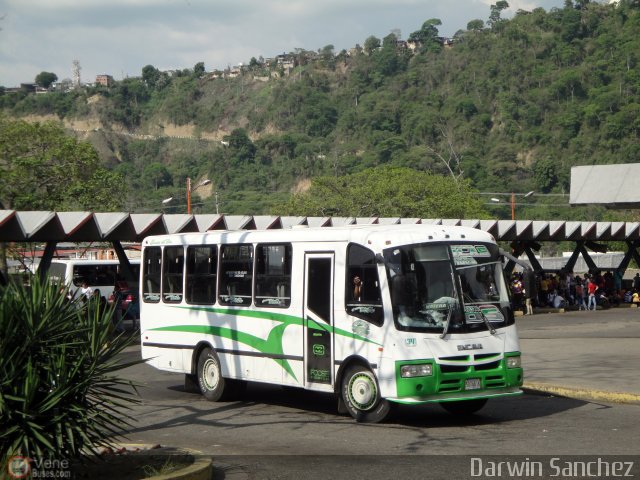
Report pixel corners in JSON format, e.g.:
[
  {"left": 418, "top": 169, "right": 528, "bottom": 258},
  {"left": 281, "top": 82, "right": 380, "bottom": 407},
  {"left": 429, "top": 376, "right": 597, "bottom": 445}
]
[
  {"left": 487, "top": 191, "right": 535, "bottom": 220},
  {"left": 187, "top": 177, "right": 212, "bottom": 215},
  {"left": 186, "top": 177, "right": 192, "bottom": 215}
]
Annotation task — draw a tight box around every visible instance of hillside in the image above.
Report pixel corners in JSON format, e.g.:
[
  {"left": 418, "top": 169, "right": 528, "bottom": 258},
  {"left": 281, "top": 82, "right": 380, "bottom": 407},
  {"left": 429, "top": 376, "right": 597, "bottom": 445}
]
[{"left": 2, "top": 0, "right": 639, "bottom": 219}]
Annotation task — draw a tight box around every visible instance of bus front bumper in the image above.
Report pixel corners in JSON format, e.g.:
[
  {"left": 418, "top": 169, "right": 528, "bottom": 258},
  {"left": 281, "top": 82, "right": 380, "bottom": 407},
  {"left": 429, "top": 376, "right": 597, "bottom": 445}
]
[{"left": 392, "top": 354, "right": 524, "bottom": 404}]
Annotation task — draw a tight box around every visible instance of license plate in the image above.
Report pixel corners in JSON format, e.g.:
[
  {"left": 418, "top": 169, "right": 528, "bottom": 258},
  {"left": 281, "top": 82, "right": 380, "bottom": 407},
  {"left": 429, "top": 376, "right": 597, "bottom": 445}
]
[{"left": 465, "top": 378, "right": 482, "bottom": 390}]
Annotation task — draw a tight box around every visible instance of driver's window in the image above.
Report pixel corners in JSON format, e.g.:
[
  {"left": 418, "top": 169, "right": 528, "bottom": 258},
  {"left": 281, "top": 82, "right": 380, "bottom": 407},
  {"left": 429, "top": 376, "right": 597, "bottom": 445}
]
[{"left": 345, "top": 244, "right": 383, "bottom": 326}]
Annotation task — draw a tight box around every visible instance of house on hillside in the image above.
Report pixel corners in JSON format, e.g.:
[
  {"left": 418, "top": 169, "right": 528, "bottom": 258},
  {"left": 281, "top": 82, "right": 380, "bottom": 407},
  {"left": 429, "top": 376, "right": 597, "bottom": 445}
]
[
  {"left": 225, "top": 66, "right": 242, "bottom": 78},
  {"left": 406, "top": 39, "right": 420, "bottom": 51},
  {"left": 95, "top": 74, "right": 114, "bottom": 87}
]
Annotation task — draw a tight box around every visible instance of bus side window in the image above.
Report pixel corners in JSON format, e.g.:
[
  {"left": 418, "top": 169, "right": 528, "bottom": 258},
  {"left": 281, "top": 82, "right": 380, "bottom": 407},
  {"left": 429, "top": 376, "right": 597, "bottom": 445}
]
[
  {"left": 345, "top": 244, "right": 384, "bottom": 326},
  {"left": 142, "top": 247, "right": 162, "bottom": 303},
  {"left": 162, "top": 246, "right": 184, "bottom": 303},
  {"left": 219, "top": 244, "right": 253, "bottom": 306},
  {"left": 255, "top": 244, "right": 292, "bottom": 308},
  {"left": 186, "top": 245, "right": 217, "bottom": 305}
]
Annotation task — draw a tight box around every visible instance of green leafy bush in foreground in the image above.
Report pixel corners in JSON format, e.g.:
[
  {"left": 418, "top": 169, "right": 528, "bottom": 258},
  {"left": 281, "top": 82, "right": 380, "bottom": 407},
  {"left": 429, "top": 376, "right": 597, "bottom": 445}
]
[{"left": 0, "top": 279, "right": 140, "bottom": 460}]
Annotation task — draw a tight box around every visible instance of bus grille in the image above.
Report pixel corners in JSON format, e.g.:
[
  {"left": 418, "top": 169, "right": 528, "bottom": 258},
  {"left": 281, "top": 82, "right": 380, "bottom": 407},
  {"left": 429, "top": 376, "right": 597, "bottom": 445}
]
[{"left": 436, "top": 355, "right": 506, "bottom": 393}]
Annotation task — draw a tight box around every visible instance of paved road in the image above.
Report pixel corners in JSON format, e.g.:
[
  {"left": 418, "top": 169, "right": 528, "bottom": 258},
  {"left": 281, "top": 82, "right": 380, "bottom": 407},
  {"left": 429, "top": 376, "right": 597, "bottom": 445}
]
[
  {"left": 519, "top": 307, "right": 640, "bottom": 397},
  {"left": 112, "top": 309, "right": 640, "bottom": 478}
]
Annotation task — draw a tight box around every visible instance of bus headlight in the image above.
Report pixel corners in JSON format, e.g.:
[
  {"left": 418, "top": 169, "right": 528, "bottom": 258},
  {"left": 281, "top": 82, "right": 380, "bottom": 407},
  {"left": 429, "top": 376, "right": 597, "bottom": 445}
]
[
  {"left": 400, "top": 364, "right": 433, "bottom": 378},
  {"left": 506, "top": 356, "right": 521, "bottom": 368}
]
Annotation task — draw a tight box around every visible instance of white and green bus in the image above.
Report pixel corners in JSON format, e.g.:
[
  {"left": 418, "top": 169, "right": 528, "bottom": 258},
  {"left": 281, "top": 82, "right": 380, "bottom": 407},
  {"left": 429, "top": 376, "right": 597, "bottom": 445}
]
[{"left": 140, "top": 224, "right": 523, "bottom": 423}]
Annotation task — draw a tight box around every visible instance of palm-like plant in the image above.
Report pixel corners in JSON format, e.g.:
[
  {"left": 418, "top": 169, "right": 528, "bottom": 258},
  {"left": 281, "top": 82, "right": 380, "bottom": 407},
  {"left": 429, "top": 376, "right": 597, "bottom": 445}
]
[{"left": 0, "top": 278, "right": 140, "bottom": 460}]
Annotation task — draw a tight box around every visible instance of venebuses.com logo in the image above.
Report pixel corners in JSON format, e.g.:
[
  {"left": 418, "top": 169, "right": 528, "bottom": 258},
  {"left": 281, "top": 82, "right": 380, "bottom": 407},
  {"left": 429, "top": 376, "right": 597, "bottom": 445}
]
[
  {"left": 5, "top": 455, "right": 71, "bottom": 479},
  {"left": 6, "top": 456, "right": 30, "bottom": 479}
]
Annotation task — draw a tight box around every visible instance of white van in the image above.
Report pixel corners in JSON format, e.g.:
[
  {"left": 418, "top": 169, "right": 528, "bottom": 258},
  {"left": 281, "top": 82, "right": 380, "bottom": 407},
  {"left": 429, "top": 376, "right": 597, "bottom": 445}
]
[{"left": 48, "top": 259, "right": 140, "bottom": 301}]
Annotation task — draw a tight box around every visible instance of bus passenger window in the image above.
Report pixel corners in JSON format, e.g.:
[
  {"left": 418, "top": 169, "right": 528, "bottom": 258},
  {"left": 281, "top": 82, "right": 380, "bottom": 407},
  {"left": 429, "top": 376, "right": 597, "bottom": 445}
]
[
  {"left": 162, "top": 246, "right": 184, "bottom": 303},
  {"left": 255, "top": 244, "right": 292, "bottom": 308},
  {"left": 186, "top": 246, "right": 217, "bottom": 304},
  {"left": 345, "top": 244, "right": 383, "bottom": 326},
  {"left": 219, "top": 244, "right": 253, "bottom": 306},
  {"left": 142, "top": 247, "right": 162, "bottom": 303}
]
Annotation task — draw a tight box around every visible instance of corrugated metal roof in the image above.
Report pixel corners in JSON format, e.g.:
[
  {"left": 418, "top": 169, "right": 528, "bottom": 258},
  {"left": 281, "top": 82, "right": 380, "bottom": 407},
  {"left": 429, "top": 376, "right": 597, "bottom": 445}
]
[{"left": 1, "top": 211, "right": 639, "bottom": 242}]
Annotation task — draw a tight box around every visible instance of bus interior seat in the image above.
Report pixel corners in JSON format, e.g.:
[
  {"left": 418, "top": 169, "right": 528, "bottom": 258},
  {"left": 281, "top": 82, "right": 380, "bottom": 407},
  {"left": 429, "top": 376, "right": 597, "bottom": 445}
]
[{"left": 277, "top": 282, "right": 288, "bottom": 298}]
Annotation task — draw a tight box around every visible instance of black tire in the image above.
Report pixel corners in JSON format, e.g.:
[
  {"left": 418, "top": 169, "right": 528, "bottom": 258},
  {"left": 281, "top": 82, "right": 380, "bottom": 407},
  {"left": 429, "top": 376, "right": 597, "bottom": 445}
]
[
  {"left": 197, "top": 347, "right": 228, "bottom": 401},
  {"left": 184, "top": 373, "right": 200, "bottom": 393},
  {"left": 440, "top": 398, "right": 488, "bottom": 415},
  {"left": 341, "top": 365, "right": 390, "bottom": 423}
]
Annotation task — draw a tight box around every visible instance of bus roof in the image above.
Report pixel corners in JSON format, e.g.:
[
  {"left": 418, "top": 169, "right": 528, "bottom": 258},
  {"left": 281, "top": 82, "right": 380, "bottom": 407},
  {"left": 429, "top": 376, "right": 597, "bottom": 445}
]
[{"left": 141, "top": 224, "right": 496, "bottom": 250}]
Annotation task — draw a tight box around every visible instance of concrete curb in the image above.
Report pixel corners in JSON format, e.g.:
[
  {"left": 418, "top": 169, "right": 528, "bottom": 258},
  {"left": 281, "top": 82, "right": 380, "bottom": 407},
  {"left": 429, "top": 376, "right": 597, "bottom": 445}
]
[
  {"left": 523, "top": 382, "right": 640, "bottom": 405},
  {"left": 149, "top": 457, "right": 212, "bottom": 480},
  {"left": 119, "top": 444, "right": 213, "bottom": 480}
]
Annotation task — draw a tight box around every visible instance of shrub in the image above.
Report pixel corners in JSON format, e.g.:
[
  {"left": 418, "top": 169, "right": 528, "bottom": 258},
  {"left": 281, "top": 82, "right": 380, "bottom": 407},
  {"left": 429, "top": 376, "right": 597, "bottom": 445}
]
[{"left": 0, "top": 279, "right": 140, "bottom": 460}]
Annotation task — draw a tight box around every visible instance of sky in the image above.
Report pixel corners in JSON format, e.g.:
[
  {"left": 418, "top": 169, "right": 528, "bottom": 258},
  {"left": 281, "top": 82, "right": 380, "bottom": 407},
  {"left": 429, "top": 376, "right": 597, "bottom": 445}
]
[{"left": 0, "top": 0, "right": 567, "bottom": 88}]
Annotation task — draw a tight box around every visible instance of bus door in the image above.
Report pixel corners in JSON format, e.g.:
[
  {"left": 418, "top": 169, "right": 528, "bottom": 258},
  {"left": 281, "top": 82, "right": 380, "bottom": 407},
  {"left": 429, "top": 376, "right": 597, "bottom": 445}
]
[{"left": 303, "top": 253, "right": 335, "bottom": 390}]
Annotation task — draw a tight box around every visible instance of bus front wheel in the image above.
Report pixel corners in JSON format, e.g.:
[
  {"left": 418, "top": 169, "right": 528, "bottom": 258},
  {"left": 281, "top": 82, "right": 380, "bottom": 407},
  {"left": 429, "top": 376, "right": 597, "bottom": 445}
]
[
  {"left": 440, "top": 398, "right": 488, "bottom": 415},
  {"left": 341, "top": 365, "right": 390, "bottom": 423},
  {"left": 197, "top": 347, "right": 227, "bottom": 401}
]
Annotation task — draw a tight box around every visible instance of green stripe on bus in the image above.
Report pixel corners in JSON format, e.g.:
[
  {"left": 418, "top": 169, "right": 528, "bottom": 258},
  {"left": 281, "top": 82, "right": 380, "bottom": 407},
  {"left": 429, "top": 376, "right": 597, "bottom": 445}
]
[
  {"left": 151, "top": 322, "right": 297, "bottom": 381},
  {"left": 149, "top": 305, "right": 383, "bottom": 381}
]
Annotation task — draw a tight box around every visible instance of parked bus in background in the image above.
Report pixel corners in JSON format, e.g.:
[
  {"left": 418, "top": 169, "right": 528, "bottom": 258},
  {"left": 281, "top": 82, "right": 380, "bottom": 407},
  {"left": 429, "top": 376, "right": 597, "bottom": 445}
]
[
  {"left": 139, "top": 225, "right": 523, "bottom": 423},
  {"left": 48, "top": 259, "right": 140, "bottom": 315}
]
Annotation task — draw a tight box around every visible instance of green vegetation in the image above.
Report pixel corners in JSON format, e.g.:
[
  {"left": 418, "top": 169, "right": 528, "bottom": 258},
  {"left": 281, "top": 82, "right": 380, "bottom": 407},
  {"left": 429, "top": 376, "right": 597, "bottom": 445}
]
[
  {"left": 1, "top": 0, "right": 639, "bottom": 220},
  {"left": 0, "top": 117, "right": 124, "bottom": 210},
  {"left": 0, "top": 279, "right": 139, "bottom": 460},
  {"left": 280, "top": 166, "right": 487, "bottom": 218},
  {"left": 34, "top": 72, "right": 58, "bottom": 89}
]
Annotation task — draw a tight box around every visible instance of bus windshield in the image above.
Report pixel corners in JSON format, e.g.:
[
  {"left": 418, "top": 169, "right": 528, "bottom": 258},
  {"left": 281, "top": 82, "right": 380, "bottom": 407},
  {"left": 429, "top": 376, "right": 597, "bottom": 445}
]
[
  {"left": 383, "top": 242, "right": 512, "bottom": 334},
  {"left": 451, "top": 244, "right": 512, "bottom": 329},
  {"left": 384, "top": 244, "right": 464, "bottom": 333}
]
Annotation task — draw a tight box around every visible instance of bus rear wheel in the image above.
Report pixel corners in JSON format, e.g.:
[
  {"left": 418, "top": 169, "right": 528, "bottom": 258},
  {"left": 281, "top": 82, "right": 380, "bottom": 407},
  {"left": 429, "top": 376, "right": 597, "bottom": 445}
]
[
  {"left": 440, "top": 398, "right": 488, "bottom": 415},
  {"left": 197, "top": 347, "right": 228, "bottom": 401},
  {"left": 341, "top": 365, "right": 390, "bottom": 423}
]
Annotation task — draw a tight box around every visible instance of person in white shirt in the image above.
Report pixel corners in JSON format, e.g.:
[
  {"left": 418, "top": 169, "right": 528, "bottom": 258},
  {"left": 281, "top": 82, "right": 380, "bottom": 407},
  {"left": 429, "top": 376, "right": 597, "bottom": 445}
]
[{"left": 80, "top": 281, "right": 93, "bottom": 300}]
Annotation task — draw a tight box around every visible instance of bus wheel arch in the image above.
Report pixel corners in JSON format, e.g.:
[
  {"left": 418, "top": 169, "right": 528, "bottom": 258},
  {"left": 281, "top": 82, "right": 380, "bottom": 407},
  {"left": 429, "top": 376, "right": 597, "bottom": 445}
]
[
  {"left": 337, "top": 357, "right": 390, "bottom": 423},
  {"left": 192, "top": 341, "right": 214, "bottom": 375},
  {"left": 185, "top": 342, "right": 213, "bottom": 393}
]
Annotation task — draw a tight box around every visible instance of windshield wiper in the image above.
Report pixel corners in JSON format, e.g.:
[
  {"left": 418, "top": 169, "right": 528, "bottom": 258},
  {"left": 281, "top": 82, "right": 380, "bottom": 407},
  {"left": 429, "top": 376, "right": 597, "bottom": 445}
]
[
  {"left": 439, "top": 307, "right": 453, "bottom": 339},
  {"left": 478, "top": 309, "right": 496, "bottom": 335}
]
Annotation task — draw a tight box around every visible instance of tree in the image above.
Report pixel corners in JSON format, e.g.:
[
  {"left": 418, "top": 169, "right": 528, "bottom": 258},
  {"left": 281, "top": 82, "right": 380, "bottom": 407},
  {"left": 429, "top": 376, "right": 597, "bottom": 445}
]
[
  {"left": 0, "top": 117, "right": 124, "bottom": 211},
  {"left": 364, "top": 36, "right": 381, "bottom": 55},
  {"left": 278, "top": 166, "right": 487, "bottom": 218},
  {"left": 533, "top": 157, "right": 558, "bottom": 193},
  {"left": 224, "top": 128, "right": 256, "bottom": 165},
  {"left": 408, "top": 18, "right": 442, "bottom": 46},
  {"left": 143, "top": 162, "right": 172, "bottom": 190},
  {"left": 193, "top": 62, "right": 206, "bottom": 77},
  {"left": 489, "top": 1, "right": 510, "bottom": 28},
  {"left": 467, "top": 19, "right": 485, "bottom": 31},
  {"left": 141, "top": 64, "right": 161, "bottom": 88},
  {"left": 35, "top": 71, "right": 58, "bottom": 89}
]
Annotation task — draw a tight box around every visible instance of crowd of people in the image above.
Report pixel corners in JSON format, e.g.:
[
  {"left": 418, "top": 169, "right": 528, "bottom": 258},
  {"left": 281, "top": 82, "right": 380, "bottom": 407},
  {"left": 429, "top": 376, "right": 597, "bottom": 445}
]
[
  {"left": 63, "top": 280, "right": 126, "bottom": 333},
  {"left": 510, "top": 269, "right": 640, "bottom": 313}
]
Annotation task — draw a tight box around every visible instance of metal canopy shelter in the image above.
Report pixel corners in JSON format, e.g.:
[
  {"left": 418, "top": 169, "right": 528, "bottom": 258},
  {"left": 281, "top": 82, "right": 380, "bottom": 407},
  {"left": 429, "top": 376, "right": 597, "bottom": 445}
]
[{"left": 1, "top": 210, "right": 639, "bottom": 276}]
